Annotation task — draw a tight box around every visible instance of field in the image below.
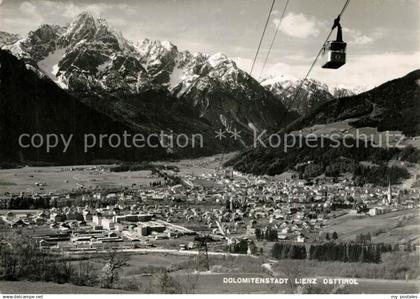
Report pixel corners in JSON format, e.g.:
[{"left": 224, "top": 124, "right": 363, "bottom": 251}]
[
  {"left": 323, "top": 208, "right": 420, "bottom": 243},
  {"left": 157, "top": 152, "right": 237, "bottom": 176},
  {"left": 1, "top": 273, "right": 416, "bottom": 294},
  {"left": 0, "top": 153, "right": 237, "bottom": 194},
  {"left": 0, "top": 165, "right": 159, "bottom": 194},
  {"left": 0, "top": 281, "right": 131, "bottom": 294},
  {"left": 69, "top": 251, "right": 420, "bottom": 294},
  {"left": 175, "top": 274, "right": 420, "bottom": 294}
]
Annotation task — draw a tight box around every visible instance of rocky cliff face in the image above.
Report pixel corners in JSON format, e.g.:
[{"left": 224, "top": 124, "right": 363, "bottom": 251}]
[
  {"left": 0, "top": 31, "right": 20, "bottom": 47},
  {"left": 261, "top": 75, "right": 334, "bottom": 115}
]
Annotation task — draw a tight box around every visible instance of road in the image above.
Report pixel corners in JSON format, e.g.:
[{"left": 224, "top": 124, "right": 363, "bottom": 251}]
[{"left": 64, "top": 246, "right": 261, "bottom": 258}]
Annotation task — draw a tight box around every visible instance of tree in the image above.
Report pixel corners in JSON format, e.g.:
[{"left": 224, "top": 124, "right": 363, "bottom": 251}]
[
  {"left": 180, "top": 270, "right": 199, "bottom": 294},
  {"left": 332, "top": 232, "right": 338, "bottom": 240},
  {"left": 286, "top": 245, "right": 295, "bottom": 259},
  {"left": 373, "top": 246, "right": 382, "bottom": 263},
  {"left": 271, "top": 243, "right": 282, "bottom": 259},
  {"left": 153, "top": 270, "right": 182, "bottom": 294},
  {"left": 231, "top": 239, "right": 249, "bottom": 254},
  {"left": 248, "top": 240, "right": 258, "bottom": 255},
  {"left": 366, "top": 232, "right": 372, "bottom": 242},
  {"left": 294, "top": 245, "right": 307, "bottom": 259},
  {"left": 359, "top": 246, "right": 366, "bottom": 263},
  {"left": 325, "top": 233, "right": 330, "bottom": 241},
  {"left": 281, "top": 243, "right": 290, "bottom": 259},
  {"left": 0, "top": 232, "right": 71, "bottom": 283},
  {"left": 99, "top": 248, "right": 129, "bottom": 288},
  {"left": 71, "top": 261, "right": 98, "bottom": 287},
  {"left": 255, "top": 228, "right": 262, "bottom": 240}
]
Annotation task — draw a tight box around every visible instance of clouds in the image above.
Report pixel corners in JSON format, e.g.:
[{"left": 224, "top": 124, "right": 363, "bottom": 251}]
[
  {"left": 235, "top": 50, "right": 419, "bottom": 90},
  {"left": 343, "top": 27, "right": 373, "bottom": 45},
  {"left": 307, "top": 51, "right": 419, "bottom": 90},
  {"left": 232, "top": 57, "right": 254, "bottom": 74},
  {"left": 0, "top": 1, "right": 133, "bottom": 35},
  {"left": 273, "top": 12, "right": 376, "bottom": 46},
  {"left": 0, "top": 1, "right": 44, "bottom": 34},
  {"left": 232, "top": 56, "right": 308, "bottom": 80},
  {"left": 19, "top": 1, "right": 37, "bottom": 15},
  {"left": 58, "top": 2, "right": 133, "bottom": 21},
  {"left": 334, "top": 51, "right": 420, "bottom": 89},
  {"left": 57, "top": 2, "right": 132, "bottom": 27},
  {"left": 275, "top": 12, "right": 322, "bottom": 39},
  {"left": 0, "top": 0, "right": 417, "bottom": 91}
]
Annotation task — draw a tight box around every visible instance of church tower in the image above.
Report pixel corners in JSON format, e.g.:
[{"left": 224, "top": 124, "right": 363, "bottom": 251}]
[{"left": 387, "top": 180, "right": 392, "bottom": 205}]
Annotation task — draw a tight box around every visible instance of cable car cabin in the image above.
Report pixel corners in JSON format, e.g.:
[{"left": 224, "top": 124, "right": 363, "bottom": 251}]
[{"left": 321, "top": 41, "right": 346, "bottom": 69}]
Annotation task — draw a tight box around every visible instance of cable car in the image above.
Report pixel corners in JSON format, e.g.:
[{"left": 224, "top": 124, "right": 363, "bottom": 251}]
[
  {"left": 321, "top": 16, "right": 346, "bottom": 69},
  {"left": 321, "top": 41, "right": 346, "bottom": 69}
]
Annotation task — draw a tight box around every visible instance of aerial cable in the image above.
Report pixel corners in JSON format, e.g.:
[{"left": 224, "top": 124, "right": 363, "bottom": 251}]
[
  {"left": 258, "top": 0, "right": 290, "bottom": 81},
  {"left": 289, "top": 0, "right": 351, "bottom": 111},
  {"left": 249, "top": 0, "right": 276, "bottom": 77},
  {"left": 253, "top": 0, "right": 351, "bottom": 148}
]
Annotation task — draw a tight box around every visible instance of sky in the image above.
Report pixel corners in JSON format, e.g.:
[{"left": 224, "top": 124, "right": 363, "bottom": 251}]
[{"left": 0, "top": 0, "right": 419, "bottom": 90}]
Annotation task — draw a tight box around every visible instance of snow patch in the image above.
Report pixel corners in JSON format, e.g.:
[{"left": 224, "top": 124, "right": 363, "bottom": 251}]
[
  {"left": 37, "top": 48, "right": 68, "bottom": 89},
  {"left": 260, "top": 74, "right": 297, "bottom": 87},
  {"left": 169, "top": 63, "right": 184, "bottom": 89},
  {"left": 6, "top": 41, "right": 27, "bottom": 60},
  {"left": 161, "top": 40, "right": 175, "bottom": 51},
  {"left": 208, "top": 53, "right": 228, "bottom": 67},
  {"left": 96, "top": 60, "right": 110, "bottom": 74}
]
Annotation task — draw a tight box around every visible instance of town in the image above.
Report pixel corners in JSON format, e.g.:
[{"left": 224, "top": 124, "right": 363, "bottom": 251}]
[{"left": 1, "top": 162, "right": 419, "bottom": 255}]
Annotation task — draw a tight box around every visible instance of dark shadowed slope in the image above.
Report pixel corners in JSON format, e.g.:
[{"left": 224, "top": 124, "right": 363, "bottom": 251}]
[
  {"left": 287, "top": 70, "right": 420, "bottom": 136},
  {"left": 227, "top": 70, "right": 420, "bottom": 178},
  {"left": 0, "top": 49, "right": 170, "bottom": 165}
]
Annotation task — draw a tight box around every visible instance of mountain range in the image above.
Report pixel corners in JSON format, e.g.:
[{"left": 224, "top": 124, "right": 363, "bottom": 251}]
[
  {"left": 227, "top": 70, "right": 420, "bottom": 179},
  {"left": 0, "top": 11, "right": 417, "bottom": 172},
  {"left": 1, "top": 12, "right": 295, "bottom": 136}
]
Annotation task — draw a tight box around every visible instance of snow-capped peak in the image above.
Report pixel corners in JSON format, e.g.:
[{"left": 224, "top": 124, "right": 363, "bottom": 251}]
[
  {"left": 5, "top": 24, "right": 62, "bottom": 62},
  {"left": 208, "top": 52, "right": 236, "bottom": 68},
  {"left": 161, "top": 40, "right": 176, "bottom": 51},
  {"left": 260, "top": 73, "right": 297, "bottom": 87},
  {"left": 260, "top": 74, "right": 335, "bottom": 115},
  {"left": 58, "top": 11, "right": 133, "bottom": 53},
  {"left": 135, "top": 39, "right": 178, "bottom": 56},
  {"left": 61, "top": 12, "right": 97, "bottom": 43}
]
